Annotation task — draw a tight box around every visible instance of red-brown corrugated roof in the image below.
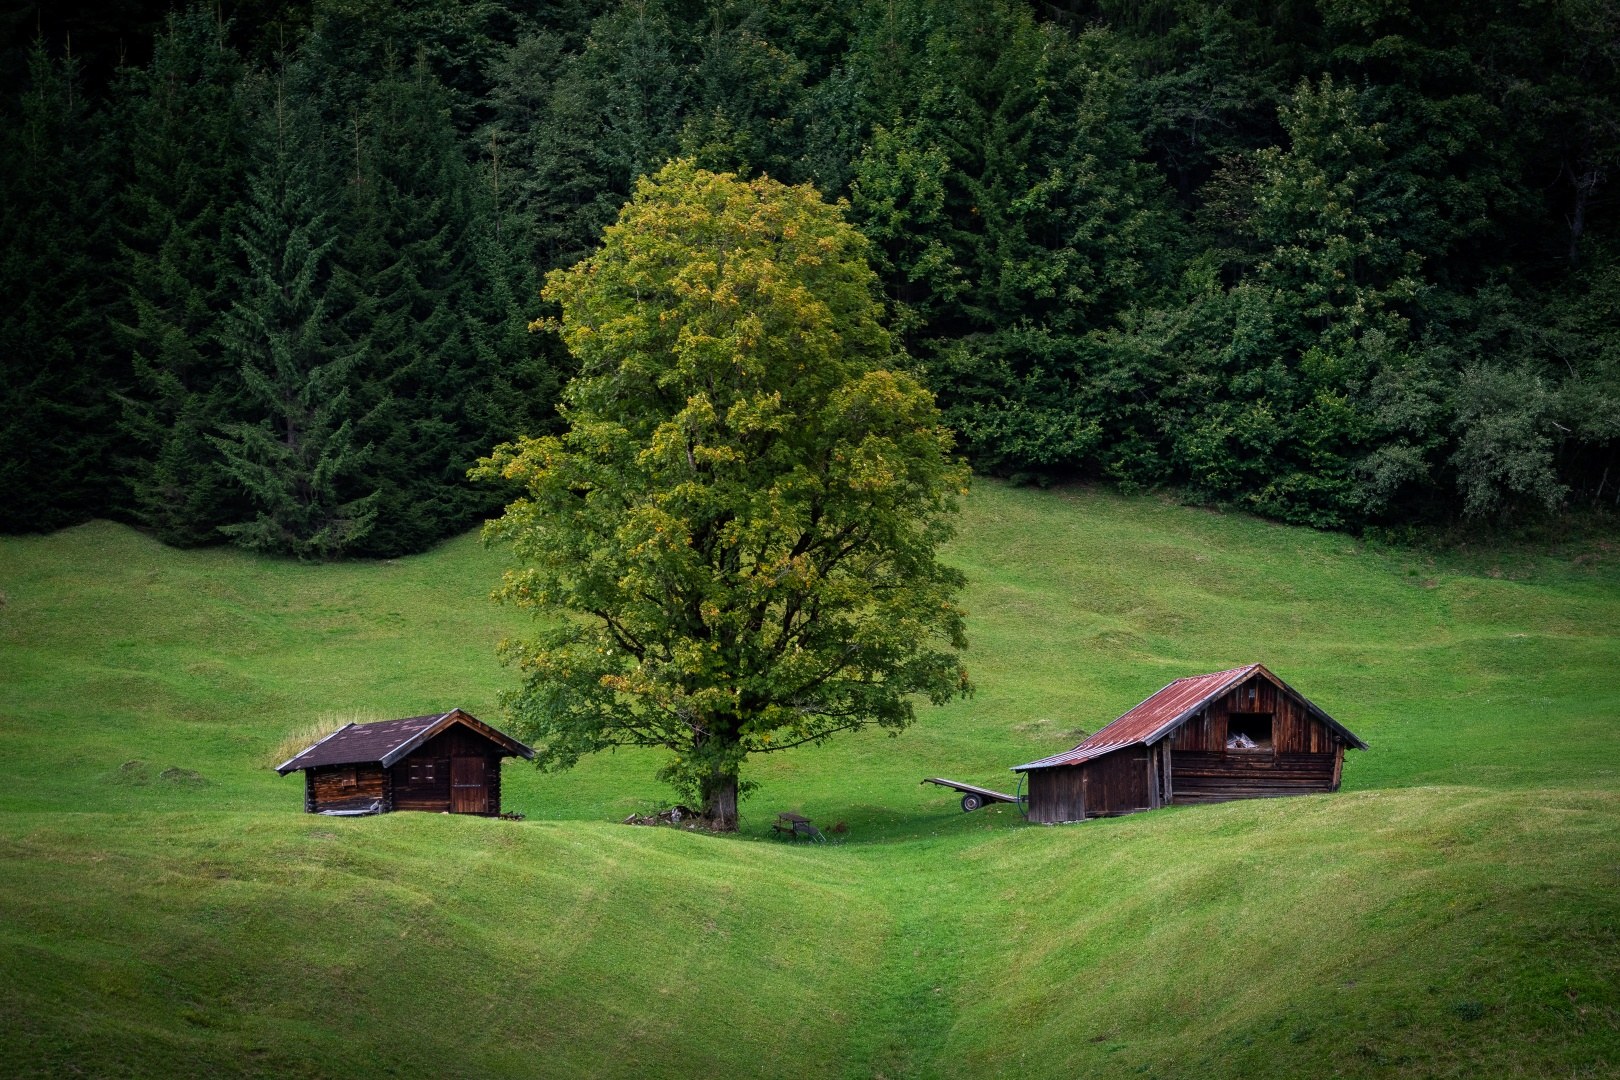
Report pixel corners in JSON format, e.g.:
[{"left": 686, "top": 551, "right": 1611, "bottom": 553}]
[
  {"left": 274, "top": 709, "right": 534, "bottom": 774},
  {"left": 1012, "top": 663, "right": 1364, "bottom": 771}
]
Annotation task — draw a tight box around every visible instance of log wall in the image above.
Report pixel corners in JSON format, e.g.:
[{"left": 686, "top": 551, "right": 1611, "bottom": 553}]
[
  {"left": 391, "top": 753, "right": 451, "bottom": 812},
  {"left": 308, "top": 763, "right": 391, "bottom": 813},
  {"left": 1169, "top": 748, "right": 1342, "bottom": 804},
  {"left": 1164, "top": 672, "right": 1346, "bottom": 803}
]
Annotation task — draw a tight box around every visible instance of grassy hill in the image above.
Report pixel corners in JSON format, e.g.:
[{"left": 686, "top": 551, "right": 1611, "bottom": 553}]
[{"left": 2, "top": 482, "right": 1616, "bottom": 1078}]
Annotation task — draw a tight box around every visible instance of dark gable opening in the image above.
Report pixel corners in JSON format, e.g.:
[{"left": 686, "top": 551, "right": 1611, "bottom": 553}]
[{"left": 1226, "top": 712, "right": 1274, "bottom": 752}]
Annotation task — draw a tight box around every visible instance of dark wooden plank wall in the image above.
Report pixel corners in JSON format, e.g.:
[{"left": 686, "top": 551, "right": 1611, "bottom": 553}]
[
  {"left": 309, "top": 763, "right": 390, "bottom": 812},
  {"left": 1152, "top": 740, "right": 1172, "bottom": 808},
  {"left": 1169, "top": 749, "right": 1342, "bottom": 803},
  {"left": 391, "top": 754, "right": 451, "bottom": 812},
  {"left": 424, "top": 728, "right": 503, "bottom": 758},
  {"left": 1169, "top": 674, "right": 1340, "bottom": 754},
  {"left": 1085, "top": 747, "right": 1151, "bottom": 817},
  {"left": 1027, "top": 747, "right": 1156, "bottom": 823},
  {"left": 1028, "top": 765, "right": 1086, "bottom": 824},
  {"left": 1166, "top": 673, "right": 1346, "bottom": 803},
  {"left": 390, "top": 728, "right": 503, "bottom": 815}
]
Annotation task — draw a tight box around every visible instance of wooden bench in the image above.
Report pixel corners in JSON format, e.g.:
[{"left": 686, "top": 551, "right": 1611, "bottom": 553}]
[{"left": 771, "top": 812, "right": 825, "bottom": 842}]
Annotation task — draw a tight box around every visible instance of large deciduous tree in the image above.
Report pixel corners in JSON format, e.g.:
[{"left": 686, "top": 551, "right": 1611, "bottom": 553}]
[{"left": 476, "top": 160, "right": 971, "bottom": 829}]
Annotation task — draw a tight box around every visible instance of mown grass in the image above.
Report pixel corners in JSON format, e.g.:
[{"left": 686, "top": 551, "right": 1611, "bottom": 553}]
[{"left": 1, "top": 481, "right": 1616, "bottom": 1077}]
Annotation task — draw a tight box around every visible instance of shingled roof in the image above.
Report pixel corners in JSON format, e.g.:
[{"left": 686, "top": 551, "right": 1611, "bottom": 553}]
[
  {"left": 1012, "top": 663, "right": 1366, "bottom": 772},
  {"left": 274, "top": 709, "right": 534, "bottom": 774}
]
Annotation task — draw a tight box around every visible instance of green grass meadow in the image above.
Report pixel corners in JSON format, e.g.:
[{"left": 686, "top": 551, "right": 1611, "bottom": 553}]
[{"left": 2, "top": 482, "right": 1617, "bottom": 1077}]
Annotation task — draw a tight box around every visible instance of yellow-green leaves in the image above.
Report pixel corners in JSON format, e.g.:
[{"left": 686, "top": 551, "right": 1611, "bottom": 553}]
[{"left": 478, "top": 161, "right": 970, "bottom": 824}]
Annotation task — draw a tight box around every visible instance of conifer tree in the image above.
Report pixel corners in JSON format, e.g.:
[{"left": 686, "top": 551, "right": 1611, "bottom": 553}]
[
  {"left": 679, "top": 4, "right": 810, "bottom": 181},
  {"left": 0, "top": 42, "right": 120, "bottom": 532},
  {"left": 462, "top": 217, "right": 566, "bottom": 450},
  {"left": 519, "top": 1, "right": 688, "bottom": 274},
  {"left": 1165, "top": 76, "right": 1438, "bottom": 527},
  {"left": 112, "top": 8, "right": 251, "bottom": 545},
  {"left": 844, "top": 2, "right": 1180, "bottom": 478},
  {"left": 334, "top": 60, "right": 487, "bottom": 556},
  {"left": 212, "top": 71, "right": 377, "bottom": 558}
]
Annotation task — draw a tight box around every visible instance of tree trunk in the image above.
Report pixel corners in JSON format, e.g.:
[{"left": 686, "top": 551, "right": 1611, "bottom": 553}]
[
  {"left": 1569, "top": 160, "right": 1598, "bottom": 267},
  {"left": 700, "top": 767, "right": 739, "bottom": 831}
]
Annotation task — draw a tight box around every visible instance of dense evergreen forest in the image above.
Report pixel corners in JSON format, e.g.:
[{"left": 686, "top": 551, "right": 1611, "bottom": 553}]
[{"left": 3, "top": 0, "right": 1616, "bottom": 555}]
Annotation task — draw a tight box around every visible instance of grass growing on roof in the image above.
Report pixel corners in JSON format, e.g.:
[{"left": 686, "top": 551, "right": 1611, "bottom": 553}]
[{"left": 1, "top": 481, "right": 1617, "bottom": 1077}]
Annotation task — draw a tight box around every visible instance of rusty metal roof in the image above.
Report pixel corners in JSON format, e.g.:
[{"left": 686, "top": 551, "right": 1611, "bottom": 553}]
[
  {"left": 1011, "top": 664, "right": 1365, "bottom": 771},
  {"left": 274, "top": 709, "right": 535, "bottom": 774}
]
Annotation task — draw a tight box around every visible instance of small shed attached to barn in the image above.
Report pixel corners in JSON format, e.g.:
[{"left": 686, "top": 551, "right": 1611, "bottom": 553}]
[
  {"left": 1013, "top": 664, "right": 1366, "bottom": 824},
  {"left": 275, "top": 709, "right": 534, "bottom": 816}
]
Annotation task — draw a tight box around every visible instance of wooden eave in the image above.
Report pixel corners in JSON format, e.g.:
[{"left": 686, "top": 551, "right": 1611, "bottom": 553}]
[
  {"left": 376, "top": 708, "right": 536, "bottom": 768},
  {"left": 274, "top": 723, "right": 356, "bottom": 775},
  {"left": 274, "top": 708, "right": 535, "bottom": 775}
]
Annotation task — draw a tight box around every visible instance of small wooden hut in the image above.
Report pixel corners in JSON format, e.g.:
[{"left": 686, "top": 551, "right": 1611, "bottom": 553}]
[
  {"left": 275, "top": 709, "right": 534, "bottom": 816},
  {"left": 1013, "top": 664, "right": 1366, "bottom": 824}
]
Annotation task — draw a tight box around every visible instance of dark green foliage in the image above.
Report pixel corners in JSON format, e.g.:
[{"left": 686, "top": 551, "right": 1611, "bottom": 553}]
[
  {"left": 299, "top": 0, "right": 539, "bottom": 131},
  {"left": 842, "top": 3, "right": 1183, "bottom": 478},
  {"left": 111, "top": 10, "right": 251, "bottom": 545},
  {"left": 1106, "top": 0, "right": 1306, "bottom": 203},
  {"left": 0, "top": 44, "right": 120, "bottom": 532},
  {"left": 2, "top": 0, "right": 1618, "bottom": 546},
  {"left": 523, "top": 1, "right": 689, "bottom": 271},
  {"left": 330, "top": 61, "right": 486, "bottom": 556},
  {"left": 678, "top": 3, "right": 811, "bottom": 181},
  {"left": 211, "top": 71, "right": 377, "bottom": 558},
  {"left": 1159, "top": 76, "right": 1435, "bottom": 527}
]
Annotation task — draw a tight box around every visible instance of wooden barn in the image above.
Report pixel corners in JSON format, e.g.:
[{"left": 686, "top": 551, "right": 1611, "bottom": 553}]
[
  {"left": 275, "top": 709, "right": 534, "bottom": 816},
  {"left": 1012, "top": 664, "right": 1366, "bottom": 824}
]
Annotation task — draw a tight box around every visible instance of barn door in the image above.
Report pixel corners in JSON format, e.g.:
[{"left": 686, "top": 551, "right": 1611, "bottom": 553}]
[{"left": 450, "top": 756, "right": 488, "bottom": 814}]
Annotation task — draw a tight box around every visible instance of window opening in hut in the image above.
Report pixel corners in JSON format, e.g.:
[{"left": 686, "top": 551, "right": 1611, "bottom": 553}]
[{"left": 1226, "top": 713, "right": 1274, "bottom": 751}]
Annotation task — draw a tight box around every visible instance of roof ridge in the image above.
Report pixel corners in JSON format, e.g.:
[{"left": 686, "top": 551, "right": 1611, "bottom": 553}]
[
  {"left": 275, "top": 709, "right": 536, "bottom": 773},
  {"left": 1012, "top": 662, "right": 1288, "bottom": 772}
]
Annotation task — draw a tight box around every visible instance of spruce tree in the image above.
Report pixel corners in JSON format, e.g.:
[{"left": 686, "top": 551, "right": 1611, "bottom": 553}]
[
  {"left": 462, "top": 211, "right": 566, "bottom": 451},
  {"left": 520, "top": 2, "right": 688, "bottom": 274},
  {"left": 678, "top": 4, "right": 810, "bottom": 181},
  {"left": 0, "top": 42, "right": 121, "bottom": 532},
  {"left": 334, "top": 60, "right": 486, "bottom": 556},
  {"left": 111, "top": 8, "right": 251, "bottom": 545},
  {"left": 212, "top": 71, "right": 377, "bottom": 558},
  {"left": 844, "top": 2, "right": 1180, "bottom": 479}
]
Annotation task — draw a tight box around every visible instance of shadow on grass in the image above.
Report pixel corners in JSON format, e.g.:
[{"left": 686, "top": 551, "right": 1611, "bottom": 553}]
[{"left": 720, "top": 799, "right": 1032, "bottom": 847}]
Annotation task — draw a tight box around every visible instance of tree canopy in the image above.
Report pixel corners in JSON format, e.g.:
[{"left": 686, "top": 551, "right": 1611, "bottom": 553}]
[
  {"left": 475, "top": 161, "right": 971, "bottom": 827},
  {"left": 3, "top": 0, "right": 1618, "bottom": 550}
]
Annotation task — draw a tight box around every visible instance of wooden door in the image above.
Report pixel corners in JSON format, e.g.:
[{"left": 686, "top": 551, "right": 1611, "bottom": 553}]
[{"left": 450, "top": 756, "right": 488, "bottom": 814}]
